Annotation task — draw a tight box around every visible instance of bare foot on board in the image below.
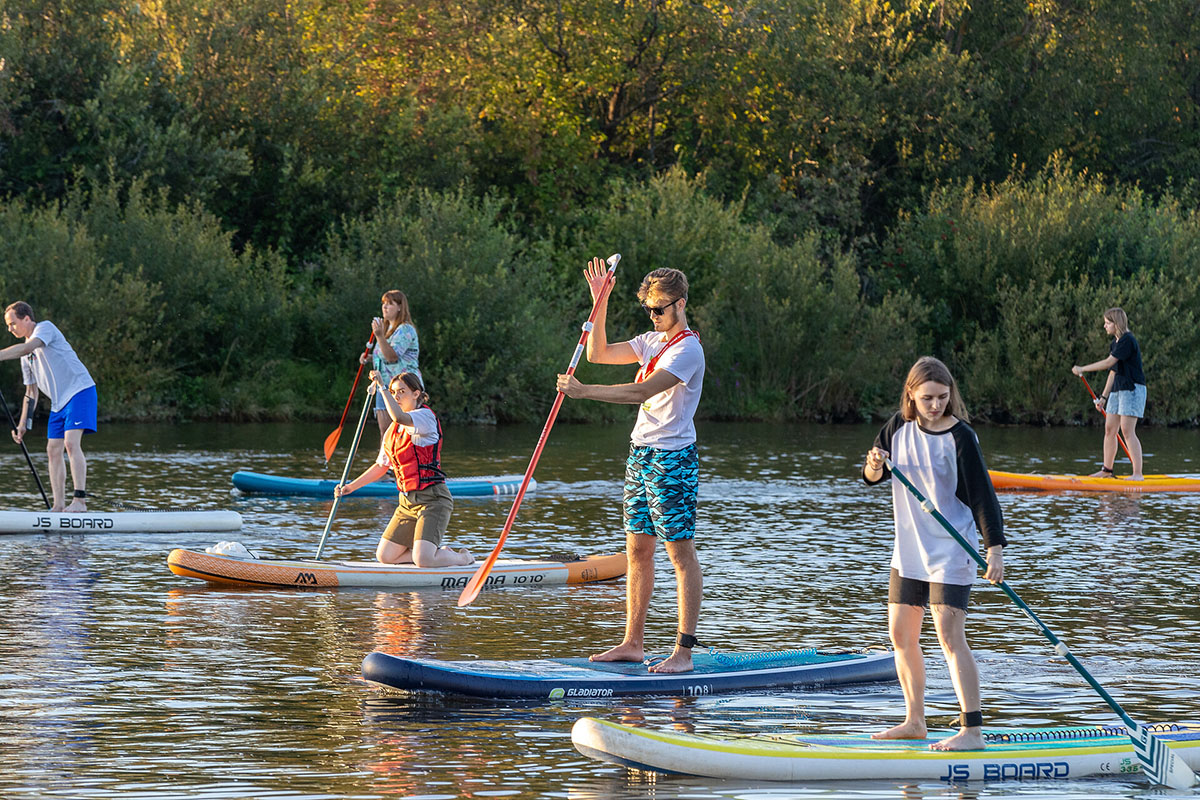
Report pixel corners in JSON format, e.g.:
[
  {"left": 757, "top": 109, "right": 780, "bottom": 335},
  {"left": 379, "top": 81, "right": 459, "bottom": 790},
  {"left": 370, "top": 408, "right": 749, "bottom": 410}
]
[
  {"left": 64, "top": 499, "right": 87, "bottom": 513},
  {"left": 590, "top": 643, "right": 644, "bottom": 663},
  {"left": 871, "top": 721, "right": 928, "bottom": 740},
  {"left": 930, "top": 728, "right": 986, "bottom": 751},
  {"left": 646, "top": 650, "right": 694, "bottom": 674}
]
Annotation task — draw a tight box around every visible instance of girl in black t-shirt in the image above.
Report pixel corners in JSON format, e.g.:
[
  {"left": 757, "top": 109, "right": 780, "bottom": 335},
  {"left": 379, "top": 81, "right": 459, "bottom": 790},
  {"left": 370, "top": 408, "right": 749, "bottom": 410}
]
[{"left": 1071, "top": 307, "right": 1146, "bottom": 480}]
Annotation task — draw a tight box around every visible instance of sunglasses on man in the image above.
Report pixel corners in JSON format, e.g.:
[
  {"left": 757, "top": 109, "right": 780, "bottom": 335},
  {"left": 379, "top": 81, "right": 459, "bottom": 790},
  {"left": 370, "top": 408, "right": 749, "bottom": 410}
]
[{"left": 641, "top": 298, "right": 680, "bottom": 317}]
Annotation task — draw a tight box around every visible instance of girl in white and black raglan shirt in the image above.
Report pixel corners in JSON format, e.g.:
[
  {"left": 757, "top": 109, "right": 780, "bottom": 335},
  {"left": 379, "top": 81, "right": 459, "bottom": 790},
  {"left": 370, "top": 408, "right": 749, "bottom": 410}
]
[{"left": 863, "top": 356, "right": 1006, "bottom": 753}]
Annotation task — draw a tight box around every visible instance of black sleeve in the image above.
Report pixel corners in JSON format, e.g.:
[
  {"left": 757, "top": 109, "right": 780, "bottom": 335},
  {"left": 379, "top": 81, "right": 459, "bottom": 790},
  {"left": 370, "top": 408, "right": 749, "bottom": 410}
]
[
  {"left": 952, "top": 423, "right": 1007, "bottom": 549},
  {"left": 863, "top": 412, "right": 904, "bottom": 486},
  {"left": 1110, "top": 334, "right": 1133, "bottom": 365}
]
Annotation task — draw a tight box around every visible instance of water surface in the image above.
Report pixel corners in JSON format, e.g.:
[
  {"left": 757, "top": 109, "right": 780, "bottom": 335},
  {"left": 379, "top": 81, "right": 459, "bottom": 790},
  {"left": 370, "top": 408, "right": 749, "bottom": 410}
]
[{"left": 1, "top": 421, "right": 1198, "bottom": 799}]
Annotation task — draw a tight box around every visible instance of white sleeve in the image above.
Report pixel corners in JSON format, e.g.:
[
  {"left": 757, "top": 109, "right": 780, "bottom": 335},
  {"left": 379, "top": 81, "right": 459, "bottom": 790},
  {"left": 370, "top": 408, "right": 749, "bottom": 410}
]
[
  {"left": 655, "top": 338, "right": 702, "bottom": 385},
  {"left": 627, "top": 332, "right": 652, "bottom": 364},
  {"left": 407, "top": 408, "right": 440, "bottom": 446},
  {"left": 374, "top": 438, "right": 391, "bottom": 469},
  {"left": 32, "top": 321, "right": 59, "bottom": 348}
]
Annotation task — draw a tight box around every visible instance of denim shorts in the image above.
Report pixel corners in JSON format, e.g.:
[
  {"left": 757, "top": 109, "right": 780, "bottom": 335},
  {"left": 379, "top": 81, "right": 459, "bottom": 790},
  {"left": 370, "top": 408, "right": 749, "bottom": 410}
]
[{"left": 1108, "top": 384, "right": 1146, "bottom": 418}]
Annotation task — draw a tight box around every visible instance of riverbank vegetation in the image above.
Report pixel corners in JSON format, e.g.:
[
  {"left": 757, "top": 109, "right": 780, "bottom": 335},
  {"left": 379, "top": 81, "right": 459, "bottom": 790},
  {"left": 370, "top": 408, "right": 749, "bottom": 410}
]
[{"left": 2, "top": 0, "right": 1198, "bottom": 424}]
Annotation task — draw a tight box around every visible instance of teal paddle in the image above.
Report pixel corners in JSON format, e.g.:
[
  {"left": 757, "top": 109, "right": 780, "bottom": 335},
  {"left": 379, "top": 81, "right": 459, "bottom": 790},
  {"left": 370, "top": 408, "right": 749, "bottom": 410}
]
[
  {"left": 884, "top": 456, "right": 1196, "bottom": 789},
  {"left": 315, "top": 388, "right": 375, "bottom": 560}
]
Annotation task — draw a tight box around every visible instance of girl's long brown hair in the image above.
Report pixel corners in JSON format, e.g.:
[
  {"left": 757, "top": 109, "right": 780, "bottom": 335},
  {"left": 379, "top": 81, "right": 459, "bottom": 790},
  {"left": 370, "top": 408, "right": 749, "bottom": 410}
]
[
  {"left": 900, "top": 356, "right": 969, "bottom": 423},
  {"left": 381, "top": 290, "right": 414, "bottom": 337},
  {"left": 1104, "top": 307, "right": 1129, "bottom": 336}
]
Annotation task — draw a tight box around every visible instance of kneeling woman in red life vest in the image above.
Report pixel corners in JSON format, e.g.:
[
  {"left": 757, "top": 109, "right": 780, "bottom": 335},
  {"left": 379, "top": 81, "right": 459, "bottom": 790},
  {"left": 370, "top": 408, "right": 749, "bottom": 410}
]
[{"left": 334, "top": 370, "right": 473, "bottom": 567}]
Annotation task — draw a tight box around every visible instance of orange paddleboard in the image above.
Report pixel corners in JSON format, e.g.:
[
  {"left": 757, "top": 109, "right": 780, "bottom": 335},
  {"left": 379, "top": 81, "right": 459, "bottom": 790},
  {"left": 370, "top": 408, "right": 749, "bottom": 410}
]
[{"left": 989, "top": 470, "right": 1200, "bottom": 493}]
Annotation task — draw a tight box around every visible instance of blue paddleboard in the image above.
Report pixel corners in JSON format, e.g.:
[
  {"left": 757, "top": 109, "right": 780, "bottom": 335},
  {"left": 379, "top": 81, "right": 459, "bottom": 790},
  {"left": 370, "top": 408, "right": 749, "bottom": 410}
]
[
  {"left": 361, "top": 647, "right": 895, "bottom": 698},
  {"left": 231, "top": 470, "right": 534, "bottom": 498}
]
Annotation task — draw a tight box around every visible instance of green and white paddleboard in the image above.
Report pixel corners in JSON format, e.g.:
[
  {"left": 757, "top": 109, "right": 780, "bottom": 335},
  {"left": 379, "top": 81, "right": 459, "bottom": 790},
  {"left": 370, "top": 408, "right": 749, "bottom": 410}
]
[{"left": 572, "top": 717, "right": 1200, "bottom": 782}]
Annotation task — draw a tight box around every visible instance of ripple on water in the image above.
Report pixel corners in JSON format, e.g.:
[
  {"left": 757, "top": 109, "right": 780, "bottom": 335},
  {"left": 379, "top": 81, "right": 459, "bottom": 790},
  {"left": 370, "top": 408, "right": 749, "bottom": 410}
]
[{"left": 1, "top": 421, "right": 1199, "bottom": 799}]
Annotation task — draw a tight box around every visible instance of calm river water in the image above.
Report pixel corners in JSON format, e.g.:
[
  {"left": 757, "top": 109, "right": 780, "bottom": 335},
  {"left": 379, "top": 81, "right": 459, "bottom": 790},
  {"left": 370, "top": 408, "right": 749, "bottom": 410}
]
[{"left": 1, "top": 420, "right": 1198, "bottom": 800}]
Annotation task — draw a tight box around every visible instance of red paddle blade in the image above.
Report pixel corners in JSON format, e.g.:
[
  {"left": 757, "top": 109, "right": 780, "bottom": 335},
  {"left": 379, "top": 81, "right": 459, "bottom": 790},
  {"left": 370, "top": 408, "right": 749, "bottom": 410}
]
[
  {"left": 457, "top": 541, "right": 506, "bottom": 607},
  {"left": 324, "top": 334, "right": 376, "bottom": 463},
  {"left": 322, "top": 427, "right": 342, "bottom": 463},
  {"left": 459, "top": 255, "right": 619, "bottom": 607}
]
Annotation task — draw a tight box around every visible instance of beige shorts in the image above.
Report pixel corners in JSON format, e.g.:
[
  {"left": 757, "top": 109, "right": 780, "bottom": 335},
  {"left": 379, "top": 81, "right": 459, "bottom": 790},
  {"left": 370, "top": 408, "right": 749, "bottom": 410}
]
[{"left": 382, "top": 483, "right": 453, "bottom": 549}]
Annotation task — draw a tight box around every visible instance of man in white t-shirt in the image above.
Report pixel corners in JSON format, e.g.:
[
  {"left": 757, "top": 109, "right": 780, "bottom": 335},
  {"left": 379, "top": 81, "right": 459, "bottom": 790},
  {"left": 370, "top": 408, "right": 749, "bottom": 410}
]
[
  {"left": 1, "top": 302, "right": 98, "bottom": 512},
  {"left": 557, "top": 259, "right": 705, "bottom": 674}
]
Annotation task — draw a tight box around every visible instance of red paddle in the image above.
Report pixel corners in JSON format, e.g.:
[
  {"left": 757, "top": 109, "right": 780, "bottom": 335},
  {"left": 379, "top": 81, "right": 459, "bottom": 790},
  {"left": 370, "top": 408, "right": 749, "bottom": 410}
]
[
  {"left": 458, "top": 254, "right": 621, "bottom": 607},
  {"left": 1078, "top": 375, "right": 1134, "bottom": 464},
  {"left": 323, "top": 333, "right": 376, "bottom": 464}
]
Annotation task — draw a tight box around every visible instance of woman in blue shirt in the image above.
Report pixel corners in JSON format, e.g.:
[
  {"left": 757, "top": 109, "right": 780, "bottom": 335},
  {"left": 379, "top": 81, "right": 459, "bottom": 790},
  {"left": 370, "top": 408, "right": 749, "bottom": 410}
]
[{"left": 361, "top": 290, "right": 421, "bottom": 440}]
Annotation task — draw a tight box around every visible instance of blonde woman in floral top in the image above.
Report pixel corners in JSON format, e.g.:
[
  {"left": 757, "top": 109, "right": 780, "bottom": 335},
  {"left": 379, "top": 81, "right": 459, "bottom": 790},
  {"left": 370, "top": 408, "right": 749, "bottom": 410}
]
[{"left": 361, "top": 290, "right": 421, "bottom": 438}]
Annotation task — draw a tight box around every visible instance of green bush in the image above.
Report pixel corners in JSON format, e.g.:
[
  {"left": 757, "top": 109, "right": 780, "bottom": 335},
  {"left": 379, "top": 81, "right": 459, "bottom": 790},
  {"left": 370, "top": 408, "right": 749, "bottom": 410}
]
[
  {"left": 569, "top": 168, "right": 931, "bottom": 421},
  {"left": 0, "top": 197, "right": 164, "bottom": 414},
  {"left": 876, "top": 158, "right": 1200, "bottom": 424},
  {"left": 0, "top": 183, "right": 301, "bottom": 419}
]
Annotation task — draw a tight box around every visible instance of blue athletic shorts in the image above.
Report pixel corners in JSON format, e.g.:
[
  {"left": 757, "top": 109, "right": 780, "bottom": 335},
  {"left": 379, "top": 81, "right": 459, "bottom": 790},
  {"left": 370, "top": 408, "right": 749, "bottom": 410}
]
[
  {"left": 1108, "top": 384, "right": 1146, "bottom": 418},
  {"left": 623, "top": 444, "right": 698, "bottom": 541},
  {"left": 47, "top": 385, "right": 98, "bottom": 439}
]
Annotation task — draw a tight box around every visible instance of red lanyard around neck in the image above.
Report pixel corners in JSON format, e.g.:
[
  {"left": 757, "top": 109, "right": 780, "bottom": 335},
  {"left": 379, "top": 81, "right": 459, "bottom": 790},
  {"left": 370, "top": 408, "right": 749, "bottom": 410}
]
[{"left": 634, "top": 329, "right": 697, "bottom": 383}]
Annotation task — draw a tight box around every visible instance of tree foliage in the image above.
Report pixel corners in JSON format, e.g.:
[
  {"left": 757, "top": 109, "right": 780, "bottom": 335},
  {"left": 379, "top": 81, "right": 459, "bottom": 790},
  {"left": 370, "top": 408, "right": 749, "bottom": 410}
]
[{"left": 2, "top": 0, "right": 1199, "bottom": 424}]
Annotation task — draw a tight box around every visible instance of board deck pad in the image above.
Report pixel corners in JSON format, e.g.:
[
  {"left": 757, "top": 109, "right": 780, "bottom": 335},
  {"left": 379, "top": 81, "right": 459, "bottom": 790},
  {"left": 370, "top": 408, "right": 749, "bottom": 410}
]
[{"left": 542, "top": 649, "right": 868, "bottom": 676}]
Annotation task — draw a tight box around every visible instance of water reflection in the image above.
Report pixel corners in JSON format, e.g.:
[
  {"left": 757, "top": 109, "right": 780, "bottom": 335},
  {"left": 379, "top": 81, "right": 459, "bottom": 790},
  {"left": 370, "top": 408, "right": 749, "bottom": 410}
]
[
  {"left": 370, "top": 591, "right": 433, "bottom": 655},
  {"left": 0, "top": 541, "right": 98, "bottom": 788}
]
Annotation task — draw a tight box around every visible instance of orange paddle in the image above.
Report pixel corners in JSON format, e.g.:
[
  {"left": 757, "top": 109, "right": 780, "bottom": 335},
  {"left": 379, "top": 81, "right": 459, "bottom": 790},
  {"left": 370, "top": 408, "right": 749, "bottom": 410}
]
[
  {"left": 1078, "top": 375, "right": 1134, "bottom": 464},
  {"left": 323, "top": 333, "right": 376, "bottom": 464}
]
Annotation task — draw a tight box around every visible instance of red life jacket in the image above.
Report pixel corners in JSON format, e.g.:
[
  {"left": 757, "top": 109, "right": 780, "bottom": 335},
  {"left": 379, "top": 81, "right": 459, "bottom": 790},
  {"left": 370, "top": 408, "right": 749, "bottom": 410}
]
[
  {"left": 383, "top": 406, "right": 447, "bottom": 492},
  {"left": 634, "top": 329, "right": 700, "bottom": 383}
]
